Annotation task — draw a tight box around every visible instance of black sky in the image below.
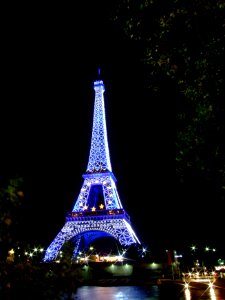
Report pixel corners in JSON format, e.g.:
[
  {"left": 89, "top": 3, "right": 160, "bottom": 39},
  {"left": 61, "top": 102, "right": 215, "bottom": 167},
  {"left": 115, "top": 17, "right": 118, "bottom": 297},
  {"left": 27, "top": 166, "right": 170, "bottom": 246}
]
[{"left": 1, "top": 3, "right": 224, "bottom": 256}]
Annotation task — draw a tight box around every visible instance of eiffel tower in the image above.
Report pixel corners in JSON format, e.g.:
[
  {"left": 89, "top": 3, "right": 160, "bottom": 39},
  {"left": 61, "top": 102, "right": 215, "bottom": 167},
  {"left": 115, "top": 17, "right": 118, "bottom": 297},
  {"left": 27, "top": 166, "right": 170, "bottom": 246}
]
[{"left": 43, "top": 75, "right": 141, "bottom": 262}]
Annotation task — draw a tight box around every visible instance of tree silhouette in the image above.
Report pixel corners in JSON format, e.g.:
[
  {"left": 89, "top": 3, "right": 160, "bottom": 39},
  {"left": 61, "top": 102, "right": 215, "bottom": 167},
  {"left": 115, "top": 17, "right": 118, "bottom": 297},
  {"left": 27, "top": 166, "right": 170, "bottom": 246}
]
[
  {"left": 112, "top": 0, "right": 225, "bottom": 199},
  {"left": 0, "top": 176, "right": 24, "bottom": 260}
]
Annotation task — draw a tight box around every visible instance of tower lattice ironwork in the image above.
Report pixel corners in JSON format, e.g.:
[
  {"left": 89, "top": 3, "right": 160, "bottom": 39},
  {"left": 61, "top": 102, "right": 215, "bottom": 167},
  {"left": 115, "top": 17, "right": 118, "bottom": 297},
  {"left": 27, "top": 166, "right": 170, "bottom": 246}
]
[{"left": 43, "top": 78, "right": 141, "bottom": 262}]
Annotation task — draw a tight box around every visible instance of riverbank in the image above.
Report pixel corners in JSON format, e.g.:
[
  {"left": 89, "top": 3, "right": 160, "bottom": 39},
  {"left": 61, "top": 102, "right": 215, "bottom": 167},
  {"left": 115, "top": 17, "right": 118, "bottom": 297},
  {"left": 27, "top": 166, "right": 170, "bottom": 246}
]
[{"left": 1, "top": 261, "right": 225, "bottom": 299}]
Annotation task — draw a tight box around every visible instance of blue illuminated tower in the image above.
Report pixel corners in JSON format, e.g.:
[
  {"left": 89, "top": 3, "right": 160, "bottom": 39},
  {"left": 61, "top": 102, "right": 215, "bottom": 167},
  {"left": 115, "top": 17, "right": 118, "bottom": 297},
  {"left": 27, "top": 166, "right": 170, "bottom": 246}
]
[{"left": 43, "top": 77, "right": 141, "bottom": 262}]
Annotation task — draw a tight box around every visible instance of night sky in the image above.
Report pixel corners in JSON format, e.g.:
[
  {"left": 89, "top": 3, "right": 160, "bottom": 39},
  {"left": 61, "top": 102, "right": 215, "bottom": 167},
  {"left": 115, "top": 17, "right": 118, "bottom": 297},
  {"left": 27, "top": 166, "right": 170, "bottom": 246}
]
[{"left": 1, "top": 3, "right": 224, "bottom": 257}]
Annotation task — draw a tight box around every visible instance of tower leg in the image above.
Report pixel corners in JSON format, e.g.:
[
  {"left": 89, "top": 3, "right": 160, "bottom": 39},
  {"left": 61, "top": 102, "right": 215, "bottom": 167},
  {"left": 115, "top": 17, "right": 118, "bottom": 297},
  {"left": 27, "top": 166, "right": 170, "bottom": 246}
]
[
  {"left": 72, "top": 236, "right": 81, "bottom": 260},
  {"left": 43, "top": 223, "right": 74, "bottom": 262}
]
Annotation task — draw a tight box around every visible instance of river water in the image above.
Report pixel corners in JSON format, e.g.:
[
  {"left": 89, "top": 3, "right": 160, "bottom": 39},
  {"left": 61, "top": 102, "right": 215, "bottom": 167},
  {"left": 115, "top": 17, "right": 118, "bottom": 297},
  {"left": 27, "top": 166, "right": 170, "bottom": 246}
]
[{"left": 62, "top": 283, "right": 225, "bottom": 300}]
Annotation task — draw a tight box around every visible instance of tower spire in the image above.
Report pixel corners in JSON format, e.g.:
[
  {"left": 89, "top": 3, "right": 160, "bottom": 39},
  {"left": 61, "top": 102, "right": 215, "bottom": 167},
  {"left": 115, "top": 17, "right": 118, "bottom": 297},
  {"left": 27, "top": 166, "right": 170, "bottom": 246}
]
[{"left": 86, "top": 79, "right": 112, "bottom": 173}]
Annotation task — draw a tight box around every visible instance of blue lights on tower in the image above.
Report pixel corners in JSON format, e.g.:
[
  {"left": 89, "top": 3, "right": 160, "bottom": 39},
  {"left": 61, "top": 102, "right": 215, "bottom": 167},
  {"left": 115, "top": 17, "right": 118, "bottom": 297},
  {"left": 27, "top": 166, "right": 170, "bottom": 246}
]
[{"left": 43, "top": 76, "right": 140, "bottom": 262}]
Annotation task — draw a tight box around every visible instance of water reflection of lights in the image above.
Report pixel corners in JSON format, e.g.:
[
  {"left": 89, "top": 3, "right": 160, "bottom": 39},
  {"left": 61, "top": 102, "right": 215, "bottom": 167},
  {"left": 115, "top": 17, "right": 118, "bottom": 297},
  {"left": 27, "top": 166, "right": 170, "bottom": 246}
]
[
  {"left": 209, "top": 287, "right": 216, "bottom": 300},
  {"left": 184, "top": 282, "right": 189, "bottom": 289},
  {"left": 184, "top": 287, "right": 191, "bottom": 300},
  {"left": 115, "top": 291, "right": 125, "bottom": 298},
  {"left": 184, "top": 284, "right": 217, "bottom": 300}
]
